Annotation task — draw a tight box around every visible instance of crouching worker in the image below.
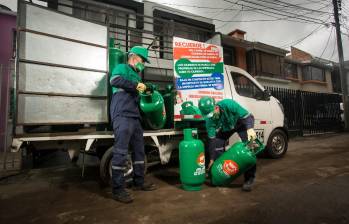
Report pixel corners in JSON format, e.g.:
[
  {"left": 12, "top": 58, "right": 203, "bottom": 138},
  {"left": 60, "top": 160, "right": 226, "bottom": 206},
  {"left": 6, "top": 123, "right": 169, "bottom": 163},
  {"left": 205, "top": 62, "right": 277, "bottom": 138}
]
[
  {"left": 109, "top": 46, "right": 156, "bottom": 203},
  {"left": 198, "top": 97, "right": 257, "bottom": 191}
]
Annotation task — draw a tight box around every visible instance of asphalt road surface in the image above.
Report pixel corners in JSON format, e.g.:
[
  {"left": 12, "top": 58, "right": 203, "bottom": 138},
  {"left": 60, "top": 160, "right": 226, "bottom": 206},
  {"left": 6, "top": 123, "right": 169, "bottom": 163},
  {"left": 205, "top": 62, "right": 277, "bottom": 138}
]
[{"left": 1, "top": 133, "right": 349, "bottom": 224}]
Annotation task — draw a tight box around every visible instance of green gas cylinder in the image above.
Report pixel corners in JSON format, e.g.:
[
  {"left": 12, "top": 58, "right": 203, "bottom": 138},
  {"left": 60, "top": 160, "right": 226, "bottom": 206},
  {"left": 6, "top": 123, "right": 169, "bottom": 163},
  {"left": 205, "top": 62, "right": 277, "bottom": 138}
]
[
  {"left": 210, "top": 139, "right": 265, "bottom": 186},
  {"left": 180, "top": 101, "right": 204, "bottom": 121},
  {"left": 109, "top": 38, "right": 126, "bottom": 73},
  {"left": 179, "top": 128, "right": 205, "bottom": 191},
  {"left": 140, "top": 87, "right": 166, "bottom": 130},
  {"left": 162, "top": 84, "right": 175, "bottom": 128}
]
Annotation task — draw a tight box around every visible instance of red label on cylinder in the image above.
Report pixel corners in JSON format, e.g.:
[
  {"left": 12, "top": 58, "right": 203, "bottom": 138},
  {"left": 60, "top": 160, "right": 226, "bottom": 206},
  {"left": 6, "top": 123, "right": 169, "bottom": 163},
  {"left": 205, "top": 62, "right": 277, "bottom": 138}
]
[
  {"left": 222, "top": 160, "right": 239, "bottom": 176},
  {"left": 197, "top": 152, "right": 205, "bottom": 167}
]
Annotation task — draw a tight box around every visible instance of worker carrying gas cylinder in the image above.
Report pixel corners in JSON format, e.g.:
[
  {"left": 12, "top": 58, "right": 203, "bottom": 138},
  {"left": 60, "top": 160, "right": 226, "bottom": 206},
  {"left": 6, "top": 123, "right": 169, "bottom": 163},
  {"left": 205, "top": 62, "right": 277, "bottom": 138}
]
[
  {"left": 198, "top": 97, "right": 257, "bottom": 191},
  {"left": 109, "top": 46, "right": 156, "bottom": 203}
]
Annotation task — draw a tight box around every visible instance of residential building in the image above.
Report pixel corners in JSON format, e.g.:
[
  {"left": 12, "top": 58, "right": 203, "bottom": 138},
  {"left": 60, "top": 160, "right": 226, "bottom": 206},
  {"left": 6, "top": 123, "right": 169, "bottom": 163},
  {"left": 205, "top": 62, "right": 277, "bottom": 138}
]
[
  {"left": 285, "top": 47, "right": 334, "bottom": 93},
  {"left": 246, "top": 42, "right": 289, "bottom": 88},
  {"left": 221, "top": 29, "right": 250, "bottom": 70},
  {"left": 216, "top": 29, "right": 289, "bottom": 89}
]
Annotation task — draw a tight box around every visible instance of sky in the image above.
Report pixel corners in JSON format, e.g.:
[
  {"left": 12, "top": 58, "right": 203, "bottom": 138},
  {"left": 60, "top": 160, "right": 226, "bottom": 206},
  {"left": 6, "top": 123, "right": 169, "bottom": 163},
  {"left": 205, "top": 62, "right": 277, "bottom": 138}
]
[{"left": 1, "top": 0, "right": 348, "bottom": 62}]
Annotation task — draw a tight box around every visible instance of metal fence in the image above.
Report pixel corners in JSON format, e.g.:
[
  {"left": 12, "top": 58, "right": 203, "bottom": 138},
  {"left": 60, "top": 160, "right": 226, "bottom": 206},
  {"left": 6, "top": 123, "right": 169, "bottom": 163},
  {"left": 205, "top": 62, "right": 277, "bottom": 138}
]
[{"left": 266, "top": 87, "right": 343, "bottom": 136}]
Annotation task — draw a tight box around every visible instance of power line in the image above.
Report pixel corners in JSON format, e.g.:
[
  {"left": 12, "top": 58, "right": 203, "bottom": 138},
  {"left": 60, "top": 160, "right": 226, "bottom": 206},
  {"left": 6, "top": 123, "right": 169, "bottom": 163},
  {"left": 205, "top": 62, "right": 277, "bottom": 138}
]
[
  {"left": 214, "top": 16, "right": 326, "bottom": 24},
  {"left": 147, "top": 1, "right": 330, "bottom": 13},
  {"left": 211, "top": 0, "right": 240, "bottom": 19},
  {"left": 216, "top": 0, "right": 284, "bottom": 22},
  {"left": 279, "top": 23, "right": 327, "bottom": 48},
  {"left": 306, "top": 0, "right": 332, "bottom": 7},
  {"left": 330, "top": 34, "right": 337, "bottom": 60},
  {"left": 216, "top": 1, "right": 243, "bottom": 29},
  {"left": 320, "top": 26, "right": 334, "bottom": 57},
  {"left": 263, "top": 0, "right": 330, "bottom": 14},
  {"left": 213, "top": 4, "right": 331, "bottom": 25},
  {"left": 241, "top": 0, "right": 330, "bottom": 24},
  {"left": 222, "top": 0, "right": 330, "bottom": 25}
]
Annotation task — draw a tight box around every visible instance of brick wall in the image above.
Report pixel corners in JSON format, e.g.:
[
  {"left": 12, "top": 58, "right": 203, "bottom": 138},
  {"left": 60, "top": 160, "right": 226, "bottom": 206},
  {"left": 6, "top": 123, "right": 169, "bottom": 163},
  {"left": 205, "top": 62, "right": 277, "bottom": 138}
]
[{"left": 290, "top": 47, "right": 312, "bottom": 61}]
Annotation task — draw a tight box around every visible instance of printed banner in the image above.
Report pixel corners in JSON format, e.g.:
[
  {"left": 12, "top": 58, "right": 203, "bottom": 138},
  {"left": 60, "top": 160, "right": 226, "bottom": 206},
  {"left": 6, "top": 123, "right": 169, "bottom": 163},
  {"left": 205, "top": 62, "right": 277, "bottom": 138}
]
[{"left": 173, "top": 37, "right": 224, "bottom": 121}]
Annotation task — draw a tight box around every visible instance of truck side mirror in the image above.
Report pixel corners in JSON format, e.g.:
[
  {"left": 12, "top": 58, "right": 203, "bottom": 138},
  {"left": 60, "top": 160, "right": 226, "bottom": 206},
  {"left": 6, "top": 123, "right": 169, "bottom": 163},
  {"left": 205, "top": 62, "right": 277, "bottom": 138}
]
[{"left": 263, "top": 89, "right": 271, "bottom": 101}]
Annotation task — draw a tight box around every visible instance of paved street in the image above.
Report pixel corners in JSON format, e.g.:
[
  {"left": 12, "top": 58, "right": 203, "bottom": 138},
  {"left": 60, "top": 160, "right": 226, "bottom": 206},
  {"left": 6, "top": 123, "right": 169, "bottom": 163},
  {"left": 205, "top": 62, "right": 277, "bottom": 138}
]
[{"left": 1, "top": 133, "right": 349, "bottom": 224}]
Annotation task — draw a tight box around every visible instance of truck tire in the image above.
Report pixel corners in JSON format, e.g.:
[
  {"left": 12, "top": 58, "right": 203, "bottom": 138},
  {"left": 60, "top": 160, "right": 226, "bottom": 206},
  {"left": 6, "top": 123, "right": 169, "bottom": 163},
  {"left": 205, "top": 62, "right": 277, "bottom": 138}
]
[
  {"left": 265, "top": 129, "right": 288, "bottom": 159},
  {"left": 99, "top": 146, "right": 147, "bottom": 186}
]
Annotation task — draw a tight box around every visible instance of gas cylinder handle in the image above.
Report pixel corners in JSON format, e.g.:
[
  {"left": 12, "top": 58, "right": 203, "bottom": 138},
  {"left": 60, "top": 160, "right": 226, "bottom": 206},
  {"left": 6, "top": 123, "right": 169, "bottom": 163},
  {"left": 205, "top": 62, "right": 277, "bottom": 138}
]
[
  {"left": 246, "top": 138, "right": 265, "bottom": 155},
  {"left": 192, "top": 128, "right": 198, "bottom": 139}
]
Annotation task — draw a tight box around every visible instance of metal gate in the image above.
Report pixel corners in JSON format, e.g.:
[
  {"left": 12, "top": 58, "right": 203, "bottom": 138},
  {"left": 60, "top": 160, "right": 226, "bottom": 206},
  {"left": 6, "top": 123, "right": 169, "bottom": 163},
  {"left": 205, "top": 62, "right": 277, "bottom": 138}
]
[{"left": 267, "top": 87, "right": 343, "bottom": 136}]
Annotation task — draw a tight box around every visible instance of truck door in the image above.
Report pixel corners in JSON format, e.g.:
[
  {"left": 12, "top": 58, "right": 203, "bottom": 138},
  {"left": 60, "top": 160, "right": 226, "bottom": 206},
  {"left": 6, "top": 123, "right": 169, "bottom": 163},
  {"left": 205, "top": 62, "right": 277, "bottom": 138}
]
[{"left": 225, "top": 67, "right": 272, "bottom": 143}]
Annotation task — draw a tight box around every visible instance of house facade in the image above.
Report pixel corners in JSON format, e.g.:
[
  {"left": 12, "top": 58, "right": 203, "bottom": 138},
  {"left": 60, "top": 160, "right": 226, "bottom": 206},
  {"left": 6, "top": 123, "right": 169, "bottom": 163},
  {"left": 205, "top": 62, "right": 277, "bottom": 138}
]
[
  {"left": 284, "top": 47, "right": 333, "bottom": 93},
  {"left": 219, "top": 29, "right": 335, "bottom": 93}
]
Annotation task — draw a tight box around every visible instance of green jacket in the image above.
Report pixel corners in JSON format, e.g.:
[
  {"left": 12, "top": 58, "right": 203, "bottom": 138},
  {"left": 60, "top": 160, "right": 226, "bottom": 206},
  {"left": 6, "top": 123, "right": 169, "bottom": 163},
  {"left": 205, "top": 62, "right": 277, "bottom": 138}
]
[
  {"left": 205, "top": 99, "right": 250, "bottom": 138},
  {"left": 110, "top": 64, "right": 141, "bottom": 94},
  {"left": 109, "top": 64, "right": 142, "bottom": 118}
]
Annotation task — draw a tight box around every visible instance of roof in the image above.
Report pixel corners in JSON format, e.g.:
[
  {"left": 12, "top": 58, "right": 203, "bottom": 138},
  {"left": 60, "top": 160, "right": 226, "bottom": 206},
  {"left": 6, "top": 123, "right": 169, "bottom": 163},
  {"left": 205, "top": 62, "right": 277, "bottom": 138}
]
[
  {"left": 144, "top": 0, "right": 213, "bottom": 25},
  {"left": 251, "top": 42, "right": 289, "bottom": 56},
  {"left": 221, "top": 34, "right": 251, "bottom": 49},
  {"left": 227, "top": 29, "right": 246, "bottom": 36},
  {"left": 0, "top": 4, "right": 12, "bottom": 11},
  {"left": 220, "top": 34, "right": 289, "bottom": 56},
  {"left": 285, "top": 57, "right": 334, "bottom": 70},
  {"left": 0, "top": 7, "right": 16, "bottom": 16}
]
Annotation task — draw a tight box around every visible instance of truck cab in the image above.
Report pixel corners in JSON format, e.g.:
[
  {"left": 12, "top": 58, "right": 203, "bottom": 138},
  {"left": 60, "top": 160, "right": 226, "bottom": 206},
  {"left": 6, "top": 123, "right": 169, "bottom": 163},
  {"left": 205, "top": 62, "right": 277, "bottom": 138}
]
[{"left": 222, "top": 65, "right": 288, "bottom": 158}]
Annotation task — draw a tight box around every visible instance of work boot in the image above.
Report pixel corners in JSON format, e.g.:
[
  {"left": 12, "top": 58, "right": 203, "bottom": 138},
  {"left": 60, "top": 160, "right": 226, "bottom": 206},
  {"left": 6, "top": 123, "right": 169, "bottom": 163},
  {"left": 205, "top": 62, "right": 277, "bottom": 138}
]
[
  {"left": 242, "top": 178, "right": 255, "bottom": 192},
  {"left": 112, "top": 189, "right": 133, "bottom": 203},
  {"left": 133, "top": 182, "right": 157, "bottom": 191}
]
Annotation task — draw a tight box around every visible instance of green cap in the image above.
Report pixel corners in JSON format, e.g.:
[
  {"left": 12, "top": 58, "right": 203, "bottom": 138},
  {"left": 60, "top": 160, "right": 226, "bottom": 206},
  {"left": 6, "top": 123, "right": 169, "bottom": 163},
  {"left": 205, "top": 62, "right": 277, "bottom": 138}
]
[
  {"left": 129, "top": 46, "right": 150, "bottom": 63},
  {"left": 198, "top": 96, "right": 215, "bottom": 118}
]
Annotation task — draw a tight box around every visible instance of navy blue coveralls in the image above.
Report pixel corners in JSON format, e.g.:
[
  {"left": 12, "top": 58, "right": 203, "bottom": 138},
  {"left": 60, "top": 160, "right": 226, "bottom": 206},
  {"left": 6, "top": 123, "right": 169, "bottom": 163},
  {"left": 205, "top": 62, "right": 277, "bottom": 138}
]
[{"left": 109, "top": 64, "right": 145, "bottom": 193}]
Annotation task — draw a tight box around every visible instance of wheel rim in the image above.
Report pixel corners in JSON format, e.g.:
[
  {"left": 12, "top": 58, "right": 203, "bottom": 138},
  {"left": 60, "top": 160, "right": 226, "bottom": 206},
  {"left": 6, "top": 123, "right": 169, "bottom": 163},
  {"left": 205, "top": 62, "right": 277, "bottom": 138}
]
[{"left": 271, "top": 134, "right": 285, "bottom": 155}]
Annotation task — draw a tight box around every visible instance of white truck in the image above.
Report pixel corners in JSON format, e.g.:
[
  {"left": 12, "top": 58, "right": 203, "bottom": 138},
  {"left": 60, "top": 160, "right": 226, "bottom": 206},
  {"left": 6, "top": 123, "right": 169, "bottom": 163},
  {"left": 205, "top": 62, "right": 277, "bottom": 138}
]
[{"left": 9, "top": 1, "right": 288, "bottom": 184}]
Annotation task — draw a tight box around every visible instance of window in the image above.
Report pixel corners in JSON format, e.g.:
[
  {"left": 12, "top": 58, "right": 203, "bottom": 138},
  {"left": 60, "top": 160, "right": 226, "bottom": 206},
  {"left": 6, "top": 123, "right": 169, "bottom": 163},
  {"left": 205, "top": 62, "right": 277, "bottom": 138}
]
[
  {"left": 154, "top": 20, "right": 210, "bottom": 59},
  {"left": 302, "top": 66, "right": 325, "bottom": 82},
  {"left": 154, "top": 19, "right": 174, "bottom": 60},
  {"left": 231, "top": 72, "right": 265, "bottom": 100},
  {"left": 284, "top": 63, "right": 298, "bottom": 79},
  {"left": 72, "top": 1, "right": 137, "bottom": 52},
  {"left": 153, "top": 10, "right": 213, "bottom": 60},
  {"left": 246, "top": 50, "right": 255, "bottom": 76},
  {"left": 332, "top": 68, "right": 342, "bottom": 93},
  {"left": 260, "top": 52, "right": 282, "bottom": 77},
  {"left": 223, "top": 47, "right": 235, "bottom": 66}
]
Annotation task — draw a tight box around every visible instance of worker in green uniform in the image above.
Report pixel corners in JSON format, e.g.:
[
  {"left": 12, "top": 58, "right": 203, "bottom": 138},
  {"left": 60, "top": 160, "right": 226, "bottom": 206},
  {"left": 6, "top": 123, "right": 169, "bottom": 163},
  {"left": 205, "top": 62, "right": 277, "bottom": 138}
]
[
  {"left": 109, "top": 46, "right": 156, "bottom": 203},
  {"left": 199, "top": 96, "right": 257, "bottom": 191}
]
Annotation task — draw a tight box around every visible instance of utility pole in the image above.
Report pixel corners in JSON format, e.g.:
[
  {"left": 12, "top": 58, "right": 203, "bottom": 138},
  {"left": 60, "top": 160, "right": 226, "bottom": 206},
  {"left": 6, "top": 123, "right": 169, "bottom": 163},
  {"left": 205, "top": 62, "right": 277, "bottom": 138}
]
[{"left": 332, "top": 0, "right": 349, "bottom": 130}]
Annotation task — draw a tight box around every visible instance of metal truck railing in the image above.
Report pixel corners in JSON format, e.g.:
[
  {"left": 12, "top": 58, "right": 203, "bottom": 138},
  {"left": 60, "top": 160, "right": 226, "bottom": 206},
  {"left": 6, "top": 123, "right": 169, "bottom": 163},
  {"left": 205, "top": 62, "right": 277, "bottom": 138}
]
[{"left": 41, "top": 0, "right": 214, "bottom": 60}]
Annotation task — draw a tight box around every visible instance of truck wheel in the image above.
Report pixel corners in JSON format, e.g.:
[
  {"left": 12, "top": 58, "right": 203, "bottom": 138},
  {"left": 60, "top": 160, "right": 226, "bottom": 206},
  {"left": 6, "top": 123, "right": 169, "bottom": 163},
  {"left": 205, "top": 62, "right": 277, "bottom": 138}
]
[
  {"left": 265, "top": 129, "right": 288, "bottom": 159},
  {"left": 99, "top": 146, "right": 147, "bottom": 186}
]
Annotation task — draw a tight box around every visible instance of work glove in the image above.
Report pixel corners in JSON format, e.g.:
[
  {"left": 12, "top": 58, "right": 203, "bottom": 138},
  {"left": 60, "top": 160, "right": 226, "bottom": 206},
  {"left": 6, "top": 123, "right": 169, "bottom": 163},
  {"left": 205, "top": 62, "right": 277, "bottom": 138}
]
[
  {"left": 136, "top": 82, "right": 146, "bottom": 93},
  {"left": 247, "top": 128, "right": 257, "bottom": 141}
]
